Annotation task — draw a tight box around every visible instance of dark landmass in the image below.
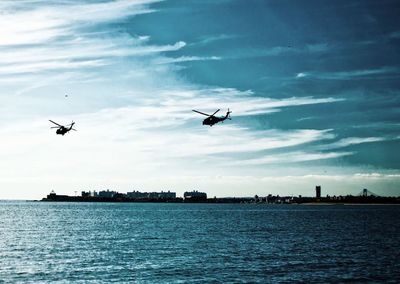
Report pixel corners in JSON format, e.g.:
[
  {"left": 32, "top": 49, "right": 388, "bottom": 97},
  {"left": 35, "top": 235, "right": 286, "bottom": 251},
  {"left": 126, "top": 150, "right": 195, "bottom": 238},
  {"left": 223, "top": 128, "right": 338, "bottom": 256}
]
[
  {"left": 42, "top": 194, "right": 185, "bottom": 203},
  {"left": 41, "top": 193, "right": 253, "bottom": 203},
  {"left": 41, "top": 192, "right": 400, "bottom": 204},
  {"left": 290, "top": 196, "right": 400, "bottom": 204}
]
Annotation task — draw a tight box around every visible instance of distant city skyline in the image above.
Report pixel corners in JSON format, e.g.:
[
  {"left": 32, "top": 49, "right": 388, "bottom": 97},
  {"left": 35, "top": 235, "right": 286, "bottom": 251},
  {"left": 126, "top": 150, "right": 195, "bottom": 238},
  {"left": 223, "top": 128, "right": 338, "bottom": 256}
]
[{"left": 0, "top": 0, "right": 399, "bottom": 199}]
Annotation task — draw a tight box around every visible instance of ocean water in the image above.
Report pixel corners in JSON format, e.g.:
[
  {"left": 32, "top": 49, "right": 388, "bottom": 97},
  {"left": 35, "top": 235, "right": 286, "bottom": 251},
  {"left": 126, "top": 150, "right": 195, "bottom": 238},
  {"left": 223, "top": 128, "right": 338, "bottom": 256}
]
[{"left": 0, "top": 202, "right": 399, "bottom": 283}]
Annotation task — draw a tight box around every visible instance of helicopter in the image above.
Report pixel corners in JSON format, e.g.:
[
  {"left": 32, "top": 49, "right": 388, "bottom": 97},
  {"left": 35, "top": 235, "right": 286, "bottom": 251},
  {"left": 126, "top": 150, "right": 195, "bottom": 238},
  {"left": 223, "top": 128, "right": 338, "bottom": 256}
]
[
  {"left": 49, "top": 120, "right": 77, "bottom": 135},
  {"left": 192, "top": 109, "right": 232, "bottom": 126}
]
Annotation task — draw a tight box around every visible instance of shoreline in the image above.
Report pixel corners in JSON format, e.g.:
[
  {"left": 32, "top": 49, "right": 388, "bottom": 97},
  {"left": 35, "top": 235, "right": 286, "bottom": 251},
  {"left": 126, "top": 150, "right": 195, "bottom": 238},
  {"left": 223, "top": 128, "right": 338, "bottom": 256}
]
[
  {"left": 296, "top": 202, "right": 400, "bottom": 206},
  {"left": 21, "top": 200, "right": 400, "bottom": 205}
]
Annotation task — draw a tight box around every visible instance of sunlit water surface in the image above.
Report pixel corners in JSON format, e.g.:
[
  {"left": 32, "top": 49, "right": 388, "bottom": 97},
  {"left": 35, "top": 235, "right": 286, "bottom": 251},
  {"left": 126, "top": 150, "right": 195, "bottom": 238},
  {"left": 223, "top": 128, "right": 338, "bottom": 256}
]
[{"left": 0, "top": 202, "right": 399, "bottom": 283}]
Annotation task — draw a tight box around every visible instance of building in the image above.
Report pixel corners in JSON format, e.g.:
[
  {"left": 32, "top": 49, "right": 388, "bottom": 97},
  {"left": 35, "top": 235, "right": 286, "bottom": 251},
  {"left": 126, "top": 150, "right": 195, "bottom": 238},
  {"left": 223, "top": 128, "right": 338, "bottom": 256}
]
[
  {"left": 44, "top": 191, "right": 71, "bottom": 201},
  {"left": 316, "top": 186, "right": 321, "bottom": 199},
  {"left": 98, "top": 189, "right": 118, "bottom": 198},
  {"left": 127, "top": 191, "right": 148, "bottom": 199},
  {"left": 158, "top": 190, "right": 176, "bottom": 199},
  {"left": 184, "top": 190, "right": 207, "bottom": 201},
  {"left": 81, "top": 190, "right": 97, "bottom": 197},
  {"left": 127, "top": 190, "right": 176, "bottom": 199},
  {"left": 81, "top": 190, "right": 113, "bottom": 198}
]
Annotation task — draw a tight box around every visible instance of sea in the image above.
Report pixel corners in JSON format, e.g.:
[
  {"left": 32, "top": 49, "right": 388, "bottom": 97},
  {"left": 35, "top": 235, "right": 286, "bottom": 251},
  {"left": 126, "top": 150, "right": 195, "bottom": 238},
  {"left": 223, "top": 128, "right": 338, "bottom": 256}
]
[{"left": 0, "top": 202, "right": 399, "bottom": 283}]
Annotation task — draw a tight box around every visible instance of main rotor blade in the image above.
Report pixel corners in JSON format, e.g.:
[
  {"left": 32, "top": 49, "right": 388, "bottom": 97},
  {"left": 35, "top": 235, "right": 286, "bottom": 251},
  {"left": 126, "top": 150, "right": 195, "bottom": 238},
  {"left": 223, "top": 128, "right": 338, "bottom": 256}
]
[
  {"left": 50, "top": 126, "right": 59, "bottom": 129},
  {"left": 49, "top": 120, "right": 62, "bottom": 127},
  {"left": 192, "top": 110, "right": 211, "bottom": 117},
  {"left": 211, "top": 109, "right": 220, "bottom": 116},
  {"left": 71, "top": 128, "right": 77, "bottom": 131}
]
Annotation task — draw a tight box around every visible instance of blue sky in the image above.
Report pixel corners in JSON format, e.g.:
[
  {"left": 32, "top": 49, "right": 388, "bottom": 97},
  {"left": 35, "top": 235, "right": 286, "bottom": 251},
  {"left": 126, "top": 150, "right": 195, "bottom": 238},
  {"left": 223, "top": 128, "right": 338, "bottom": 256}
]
[{"left": 0, "top": 0, "right": 399, "bottom": 199}]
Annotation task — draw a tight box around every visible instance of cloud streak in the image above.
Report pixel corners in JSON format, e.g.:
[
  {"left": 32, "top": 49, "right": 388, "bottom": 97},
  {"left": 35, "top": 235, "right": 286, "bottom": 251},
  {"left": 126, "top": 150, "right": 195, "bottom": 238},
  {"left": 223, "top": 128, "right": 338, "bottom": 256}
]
[
  {"left": 0, "top": 0, "right": 162, "bottom": 46},
  {"left": 232, "top": 151, "right": 353, "bottom": 166},
  {"left": 296, "top": 67, "right": 399, "bottom": 80},
  {"left": 316, "top": 137, "right": 386, "bottom": 150},
  {"left": 153, "top": 56, "right": 221, "bottom": 65}
]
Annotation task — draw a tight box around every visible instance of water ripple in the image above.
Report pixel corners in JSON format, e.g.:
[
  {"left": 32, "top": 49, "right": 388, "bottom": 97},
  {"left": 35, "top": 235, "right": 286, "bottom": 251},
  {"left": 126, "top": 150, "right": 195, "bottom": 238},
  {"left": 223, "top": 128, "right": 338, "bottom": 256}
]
[{"left": 0, "top": 202, "right": 399, "bottom": 283}]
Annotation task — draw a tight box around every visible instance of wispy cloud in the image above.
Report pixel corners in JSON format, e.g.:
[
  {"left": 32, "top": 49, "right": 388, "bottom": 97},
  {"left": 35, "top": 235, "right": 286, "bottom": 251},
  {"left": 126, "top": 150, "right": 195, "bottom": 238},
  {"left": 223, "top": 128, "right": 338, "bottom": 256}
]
[
  {"left": 153, "top": 56, "right": 221, "bottom": 65},
  {"left": 1, "top": 39, "right": 185, "bottom": 77},
  {"left": 0, "top": 0, "right": 177, "bottom": 83},
  {"left": 190, "top": 34, "right": 237, "bottom": 46},
  {"left": 0, "top": 59, "right": 107, "bottom": 75},
  {"left": 353, "top": 173, "right": 400, "bottom": 178},
  {"left": 263, "top": 43, "right": 329, "bottom": 56},
  {"left": 296, "top": 72, "right": 308, "bottom": 78},
  {"left": 296, "top": 116, "right": 315, "bottom": 122},
  {"left": 232, "top": 151, "right": 353, "bottom": 166},
  {"left": 0, "top": 0, "right": 162, "bottom": 46},
  {"left": 389, "top": 31, "right": 400, "bottom": 39},
  {"left": 155, "top": 88, "right": 344, "bottom": 117},
  {"left": 0, "top": 38, "right": 185, "bottom": 65},
  {"left": 230, "top": 43, "right": 330, "bottom": 59},
  {"left": 296, "top": 67, "right": 399, "bottom": 80},
  {"left": 305, "top": 43, "right": 329, "bottom": 52},
  {"left": 316, "top": 137, "right": 387, "bottom": 150}
]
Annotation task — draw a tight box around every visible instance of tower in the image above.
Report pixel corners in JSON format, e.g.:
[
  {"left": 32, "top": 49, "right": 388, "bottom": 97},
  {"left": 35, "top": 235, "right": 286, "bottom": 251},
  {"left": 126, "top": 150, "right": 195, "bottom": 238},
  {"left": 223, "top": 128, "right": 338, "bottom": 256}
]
[{"left": 316, "top": 186, "right": 321, "bottom": 198}]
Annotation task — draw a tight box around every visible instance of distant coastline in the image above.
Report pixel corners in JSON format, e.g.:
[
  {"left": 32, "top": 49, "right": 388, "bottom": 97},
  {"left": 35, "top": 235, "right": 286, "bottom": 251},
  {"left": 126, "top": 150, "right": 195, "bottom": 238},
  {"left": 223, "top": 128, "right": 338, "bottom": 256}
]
[{"left": 41, "top": 191, "right": 400, "bottom": 204}]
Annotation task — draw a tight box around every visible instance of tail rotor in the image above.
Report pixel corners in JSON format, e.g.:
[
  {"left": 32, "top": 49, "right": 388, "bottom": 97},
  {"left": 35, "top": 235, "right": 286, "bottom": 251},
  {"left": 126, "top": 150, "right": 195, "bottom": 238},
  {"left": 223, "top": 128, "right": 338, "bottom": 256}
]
[
  {"left": 227, "top": 108, "right": 232, "bottom": 120},
  {"left": 69, "top": 121, "right": 77, "bottom": 131}
]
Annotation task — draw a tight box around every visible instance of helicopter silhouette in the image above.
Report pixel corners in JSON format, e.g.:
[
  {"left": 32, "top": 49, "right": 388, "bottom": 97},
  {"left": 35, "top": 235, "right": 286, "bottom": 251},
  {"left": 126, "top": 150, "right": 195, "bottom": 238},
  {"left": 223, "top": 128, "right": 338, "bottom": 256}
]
[
  {"left": 49, "top": 120, "right": 77, "bottom": 135},
  {"left": 192, "top": 109, "right": 232, "bottom": 126}
]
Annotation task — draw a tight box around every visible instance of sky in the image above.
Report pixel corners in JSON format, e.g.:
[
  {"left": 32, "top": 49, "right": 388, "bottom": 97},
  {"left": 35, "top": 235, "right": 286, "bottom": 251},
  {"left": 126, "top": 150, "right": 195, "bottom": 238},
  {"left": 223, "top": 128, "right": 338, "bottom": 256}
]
[{"left": 1, "top": 0, "right": 399, "bottom": 199}]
